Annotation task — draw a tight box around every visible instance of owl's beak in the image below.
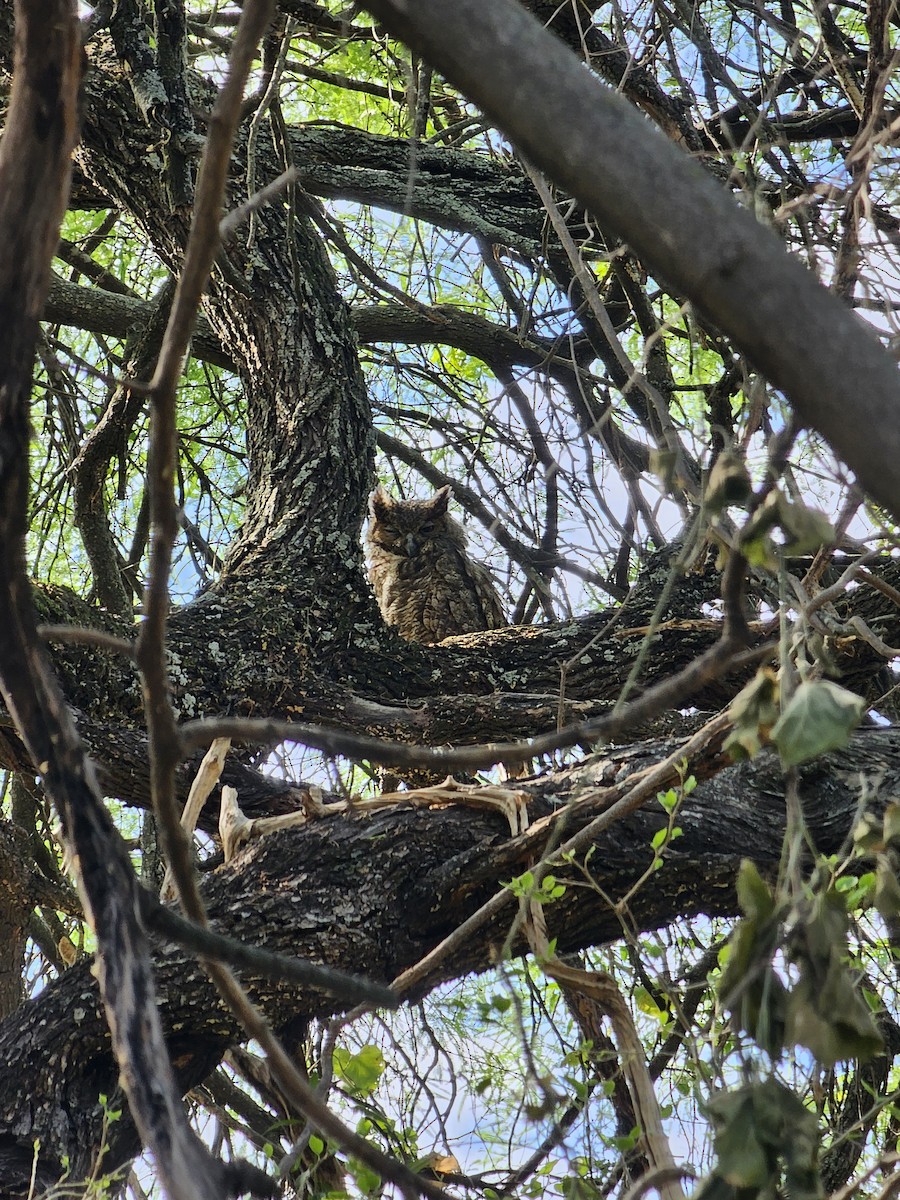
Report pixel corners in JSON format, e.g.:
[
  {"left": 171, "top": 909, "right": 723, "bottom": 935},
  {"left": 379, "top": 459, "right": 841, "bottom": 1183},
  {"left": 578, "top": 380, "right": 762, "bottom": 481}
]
[{"left": 404, "top": 533, "right": 420, "bottom": 556}]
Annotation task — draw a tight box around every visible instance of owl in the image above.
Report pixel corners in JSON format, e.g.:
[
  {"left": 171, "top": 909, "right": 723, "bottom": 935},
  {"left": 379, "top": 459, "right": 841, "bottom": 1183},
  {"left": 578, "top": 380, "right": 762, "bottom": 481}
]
[{"left": 366, "top": 485, "right": 506, "bottom": 644}]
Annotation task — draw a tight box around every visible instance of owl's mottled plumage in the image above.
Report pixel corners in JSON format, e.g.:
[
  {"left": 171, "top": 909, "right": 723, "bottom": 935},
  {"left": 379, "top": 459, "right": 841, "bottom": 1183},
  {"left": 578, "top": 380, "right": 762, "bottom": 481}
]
[{"left": 367, "top": 486, "right": 505, "bottom": 643}]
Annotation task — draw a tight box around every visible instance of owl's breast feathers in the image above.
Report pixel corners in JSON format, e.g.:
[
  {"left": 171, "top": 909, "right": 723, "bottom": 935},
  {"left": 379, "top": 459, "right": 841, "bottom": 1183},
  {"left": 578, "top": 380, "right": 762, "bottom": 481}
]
[{"left": 368, "top": 539, "right": 504, "bottom": 644}]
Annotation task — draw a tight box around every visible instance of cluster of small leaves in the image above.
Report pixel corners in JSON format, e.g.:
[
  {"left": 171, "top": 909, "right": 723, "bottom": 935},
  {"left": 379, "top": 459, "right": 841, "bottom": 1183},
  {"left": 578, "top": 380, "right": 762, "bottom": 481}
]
[
  {"left": 704, "top": 451, "right": 753, "bottom": 515},
  {"left": 720, "top": 860, "right": 883, "bottom": 1065},
  {"left": 740, "top": 492, "right": 836, "bottom": 570},
  {"left": 705, "top": 460, "right": 836, "bottom": 571},
  {"left": 853, "top": 802, "right": 900, "bottom": 922},
  {"left": 37, "top": 1094, "right": 125, "bottom": 1198},
  {"left": 695, "top": 1077, "right": 821, "bottom": 1200},
  {"left": 695, "top": 858, "right": 888, "bottom": 1200},
  {"left": 651, "top": 776, "right": 691, "bottom": 868},
  {"left": 505, "top": 869, "right": 567, "bottom": 905},
  {"left": 726, "top": 670, "right": 865, "bottom": 765},
  {"left": 333, "top": 1043, "right": 386, "bottom": 1099}
]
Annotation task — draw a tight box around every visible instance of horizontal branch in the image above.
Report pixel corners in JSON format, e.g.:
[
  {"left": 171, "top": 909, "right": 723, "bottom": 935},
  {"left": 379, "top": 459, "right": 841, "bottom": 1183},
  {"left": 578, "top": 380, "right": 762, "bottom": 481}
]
[
  {"left": 0, "top": 550, "right": 897, "bottom": 827},
  {"left": 1, "top": 727, "right": 896, "bottom": 1187}
]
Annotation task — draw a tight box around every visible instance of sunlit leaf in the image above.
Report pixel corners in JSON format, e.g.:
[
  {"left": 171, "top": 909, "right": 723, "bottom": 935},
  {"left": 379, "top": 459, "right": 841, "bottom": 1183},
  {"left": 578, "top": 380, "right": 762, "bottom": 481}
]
[{"left": 333, "top": 1044, "right": 386, "bottom": 1097}]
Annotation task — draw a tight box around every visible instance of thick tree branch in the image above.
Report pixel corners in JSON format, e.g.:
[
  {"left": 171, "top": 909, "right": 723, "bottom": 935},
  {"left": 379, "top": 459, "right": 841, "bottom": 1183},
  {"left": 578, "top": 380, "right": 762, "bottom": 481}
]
[
  {"left": 0, "top": 728, "right": 895, "bottom": 1189},
  {"left": 361, "top": 0, "right": 900, "bottom": 523}
]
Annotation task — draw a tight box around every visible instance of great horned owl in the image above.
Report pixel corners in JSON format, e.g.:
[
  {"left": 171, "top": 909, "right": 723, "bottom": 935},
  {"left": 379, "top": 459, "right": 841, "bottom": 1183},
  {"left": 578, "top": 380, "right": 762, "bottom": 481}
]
[{"left": 366, "top": 485, "right": 505, "bottom": 643}]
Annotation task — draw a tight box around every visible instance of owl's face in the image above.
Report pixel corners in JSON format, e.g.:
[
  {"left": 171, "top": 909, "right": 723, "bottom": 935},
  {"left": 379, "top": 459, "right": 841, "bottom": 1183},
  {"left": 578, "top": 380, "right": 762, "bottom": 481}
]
[{"left": 367, "top": 486, "right": 461, "bottom": 559}]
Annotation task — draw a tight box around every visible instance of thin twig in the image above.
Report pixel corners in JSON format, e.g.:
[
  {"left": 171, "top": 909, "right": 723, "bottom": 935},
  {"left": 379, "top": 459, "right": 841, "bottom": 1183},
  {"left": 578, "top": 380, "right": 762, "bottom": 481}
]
[
  {"left": 128, "top": 6, "right": 471, "bottom": 1195},
  {"left": 338, "top": 711, "right": 731, "bottom": 1010},
  {"left": 523, "top": 160, "right": 699, "bottom": 504},
  {"left": 525, "top": 905, "right": 685, "bottom": 1200},
  {"left": 219, "top": 167, "right": 298, "bottom": 240}
]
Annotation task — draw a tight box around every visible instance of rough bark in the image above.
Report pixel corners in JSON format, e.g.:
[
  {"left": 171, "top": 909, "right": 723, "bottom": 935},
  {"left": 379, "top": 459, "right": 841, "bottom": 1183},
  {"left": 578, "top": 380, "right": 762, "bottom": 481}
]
[
  {"left": 0, "top": 543, "right": 893, "bottom": 837},
  {"left": 8, "top": 18, "right": 893, "bottom": 809},
  {"left": 0, "top": 727, "right": 894, "bottom": 1190},
  {"left": 0, "top": 6, "right": 279, "bottom": 1199}
]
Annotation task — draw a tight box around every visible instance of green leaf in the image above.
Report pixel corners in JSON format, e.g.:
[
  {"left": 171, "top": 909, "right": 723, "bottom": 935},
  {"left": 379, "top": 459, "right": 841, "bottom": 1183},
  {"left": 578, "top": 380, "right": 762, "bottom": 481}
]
[
  {"left": 786, "top": 892, "right": 884, "bottom": 1064},
  {"left": 658, "top": 787, "right": 678, "bottom": 812},
  {"left": 708, "top": 1090, "right": 770, "bottom": 1188},
  {"left": 707, "top": 1079, "right": 822, "bottom": 1200},
  {"left": 720, "top": 865, "right": 788, "bottom": 1056},
  {"left": 884, "top": 803, "right": 900, "bottom": 848},
  {"left": 875, "top": 859, "right": 900, "bottom": 920},
  {"left": 333, "top": 1044, "right": 386, "bottom": 1097},
  {"left": 610, "top": 1127, "right": 641, "bottom": 1152},
  {"left": 650, "top": 448, "right": 679, "bottom": 491},
  {"left": 348, "top": 1160, "right": 382, "bottom": 1197},
  {"left": 725, "top": 669, "right": 780, "bottom": 759},
  {"left": 853, "top": 811, "right": 885, "bottom": 852},
  {"left": 635, "top": 985, "right": 669, "bottom": 1022},
  {"left": 719, "top": 933, "right": 787, "bottom": 1056},
  {"left": 742, "top": 532, "right": 778, "bottom": 570},
  {"left": 787, "top": 973, "right": 883, "bottom": 1064},
  {"left": 836, "top": 871, "right": 876, "bottom": 911},
  {"left": 506, "top": 870, "right": 534, "bottom": 898},
  {"left": 739, "top": 492, "right": 783, "bottom": 568},
  {"left": 541, "top": 875, "right": 566, "bottom": 901},
  {"left": 778, "top": 501, "right": 835, "bottom": 556},
  {"left": 560, "top": 1176, "right": 602, "bottom": 1200},
  {"left": 771, "top": 679, "right": 865, "bottom": 766}
]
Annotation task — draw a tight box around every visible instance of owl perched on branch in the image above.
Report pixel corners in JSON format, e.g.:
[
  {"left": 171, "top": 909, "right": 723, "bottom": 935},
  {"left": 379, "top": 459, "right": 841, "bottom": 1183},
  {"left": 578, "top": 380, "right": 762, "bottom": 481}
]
[{"left": 366, "top": 486, "right": 506, "bottom": 644}]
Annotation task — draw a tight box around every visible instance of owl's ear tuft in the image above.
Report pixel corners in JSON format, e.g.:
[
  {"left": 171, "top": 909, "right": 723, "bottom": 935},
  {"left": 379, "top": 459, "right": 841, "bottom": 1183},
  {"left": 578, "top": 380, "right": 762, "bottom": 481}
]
[
  {"left": 369, "top": 487, "right": 392, "bottom": 518},
  {"left": 432, "top": 485, "right": 452, "bottom": 514}
]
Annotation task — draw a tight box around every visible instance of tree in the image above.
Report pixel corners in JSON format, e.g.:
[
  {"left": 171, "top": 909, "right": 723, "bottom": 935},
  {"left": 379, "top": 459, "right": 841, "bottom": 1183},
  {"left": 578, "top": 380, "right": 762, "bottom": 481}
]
[{"left": 1, "top": 0, "right": 900, "bottom": 1196}]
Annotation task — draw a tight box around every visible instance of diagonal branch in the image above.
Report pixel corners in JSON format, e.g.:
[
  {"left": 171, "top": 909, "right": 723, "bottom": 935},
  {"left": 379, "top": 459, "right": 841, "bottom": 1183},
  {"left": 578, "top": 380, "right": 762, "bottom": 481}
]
[{"left": 361, "top": 0, "right": 900, "bottom": 523}]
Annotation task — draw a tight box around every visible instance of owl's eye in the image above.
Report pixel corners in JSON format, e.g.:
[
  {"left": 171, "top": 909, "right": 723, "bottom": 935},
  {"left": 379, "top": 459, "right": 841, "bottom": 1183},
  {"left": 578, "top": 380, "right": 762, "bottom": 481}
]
[{"left": 419, "top": 522, "right": 436, "bottom": 535}]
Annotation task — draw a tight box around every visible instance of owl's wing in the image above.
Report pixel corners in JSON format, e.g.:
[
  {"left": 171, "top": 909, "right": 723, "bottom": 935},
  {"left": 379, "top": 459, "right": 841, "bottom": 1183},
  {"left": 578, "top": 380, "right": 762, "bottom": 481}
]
[{"left": 465, "top": 558, "right": 506, "bottom": 630}]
